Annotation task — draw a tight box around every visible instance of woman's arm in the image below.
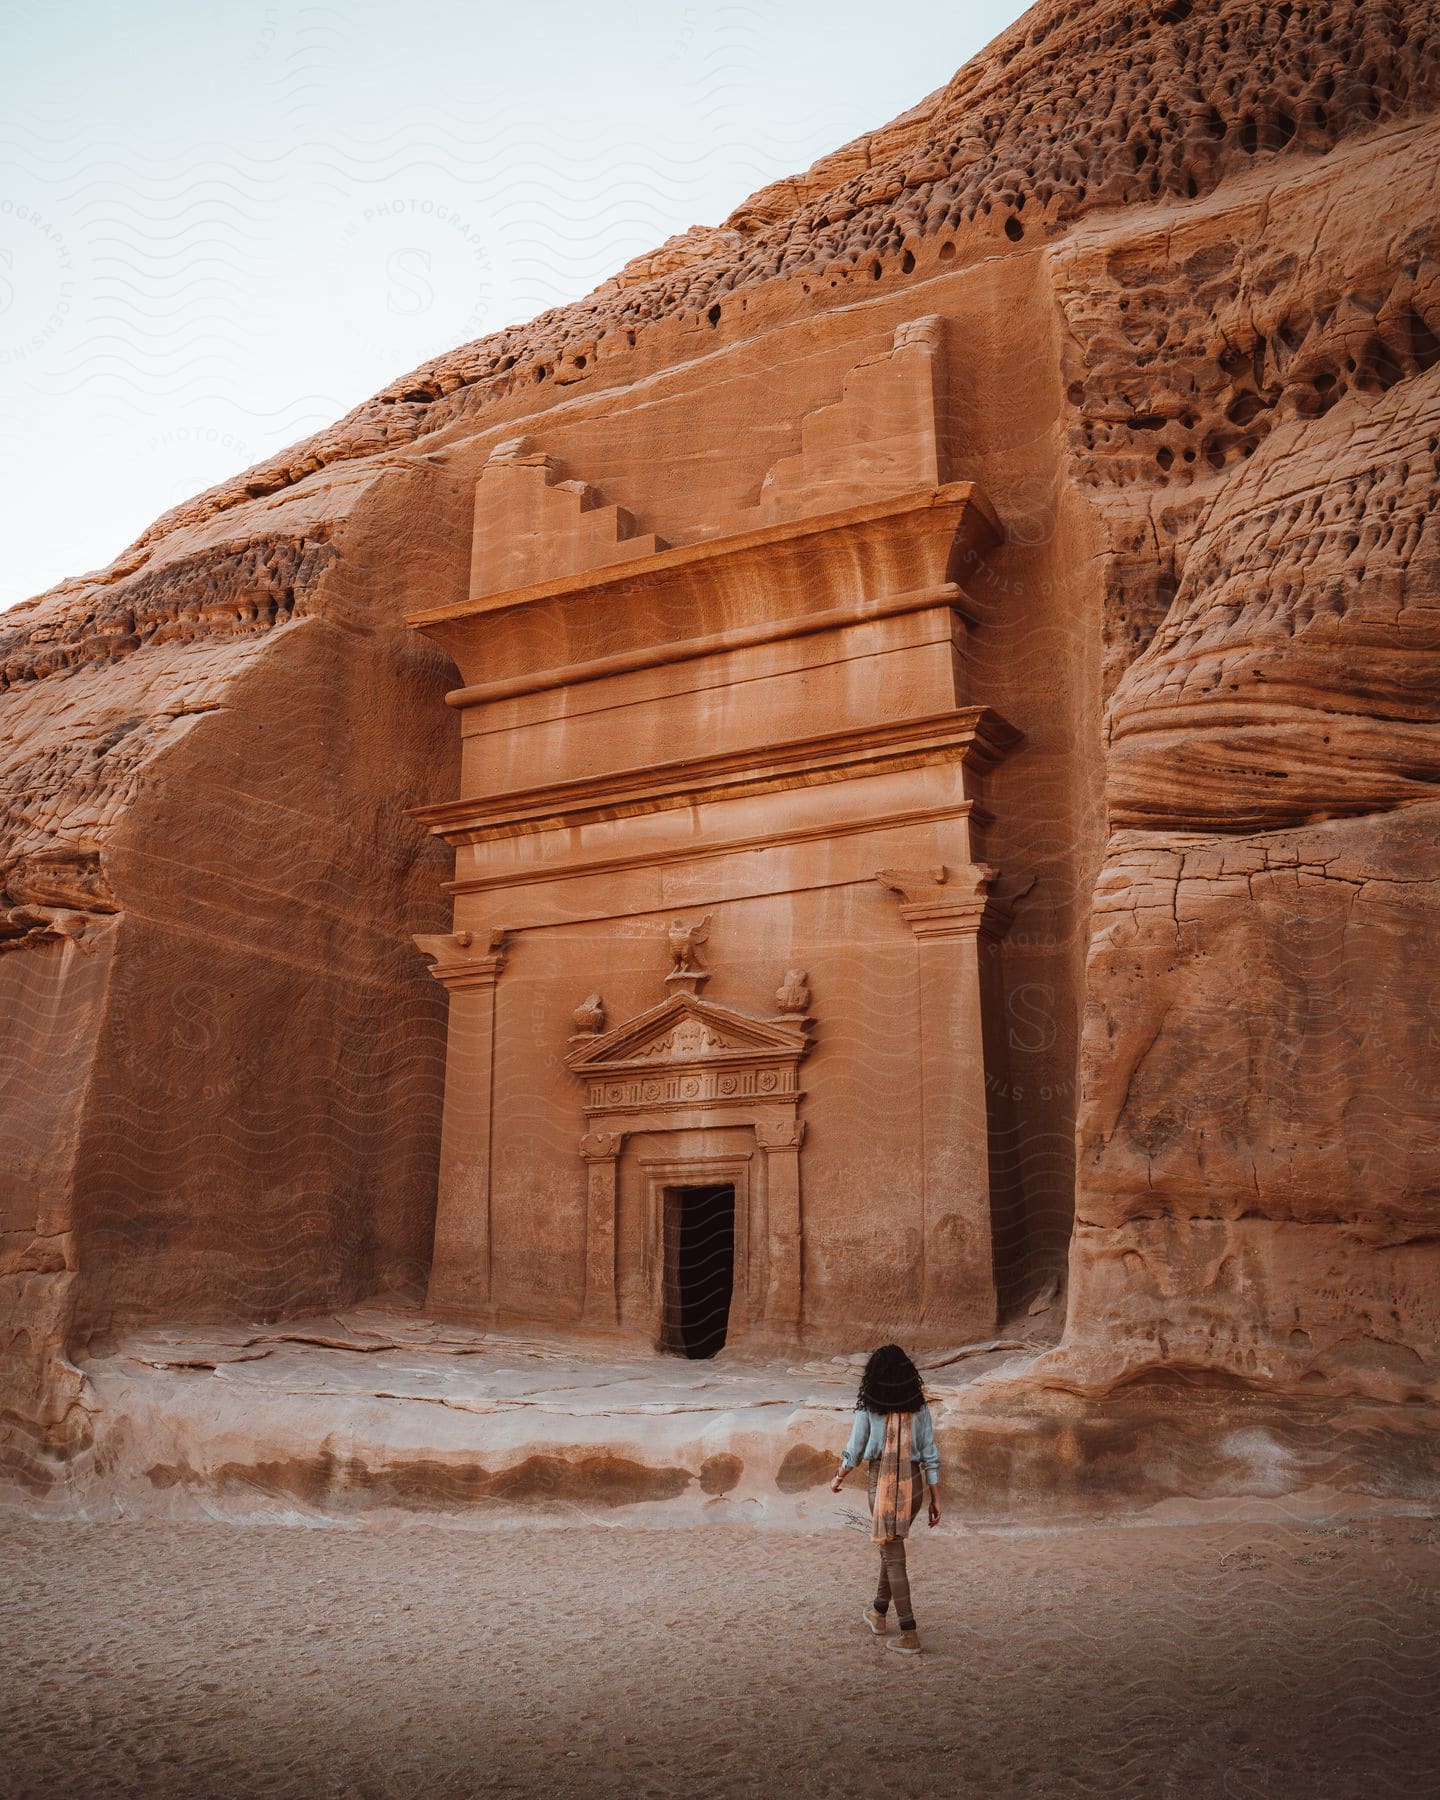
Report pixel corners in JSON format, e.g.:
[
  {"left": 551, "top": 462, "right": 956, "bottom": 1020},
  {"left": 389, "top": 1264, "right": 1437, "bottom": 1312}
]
[
  {"left": 830, "top": 1409, "right": 869, "bottom": 1490},
  {"left": 919, "top": 1403, "right": 942, "bottom": 1525}
]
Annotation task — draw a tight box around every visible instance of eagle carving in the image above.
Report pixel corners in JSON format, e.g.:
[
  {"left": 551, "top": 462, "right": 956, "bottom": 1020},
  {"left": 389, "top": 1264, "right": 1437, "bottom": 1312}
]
[{"left": 666, "top": 916, "right": 710, "bottom": 972}]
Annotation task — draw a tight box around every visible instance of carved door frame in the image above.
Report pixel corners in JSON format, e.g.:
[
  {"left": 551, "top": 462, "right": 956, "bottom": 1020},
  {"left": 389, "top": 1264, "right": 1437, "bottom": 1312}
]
[
  {"left": 567, "top": 991, "right": 812, "bottom": 1342},
  {"left": 638, "top": 1151, "right": 753, "bottom": 1352}
]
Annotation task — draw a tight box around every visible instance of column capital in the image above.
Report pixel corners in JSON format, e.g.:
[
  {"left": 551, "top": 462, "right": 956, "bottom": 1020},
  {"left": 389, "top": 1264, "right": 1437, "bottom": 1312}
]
[
  {"left": 754, "top": 1118, "right": 805, "bottom": 1152},
  {"left": 414, "top": 927, "right": 508, "bottom": 989},
  {"left": 876, "top": 863, "right": 1012, "bottom": 942},
  {"left": 579, "top": 1129, "right": 625, "bottom": 1163}
]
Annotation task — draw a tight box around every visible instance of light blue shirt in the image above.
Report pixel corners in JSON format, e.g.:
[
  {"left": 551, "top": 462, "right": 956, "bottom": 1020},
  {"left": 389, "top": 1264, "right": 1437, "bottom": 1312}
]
[{"left": 839, "top": 1403, "right": 940, "bottom": 1483}]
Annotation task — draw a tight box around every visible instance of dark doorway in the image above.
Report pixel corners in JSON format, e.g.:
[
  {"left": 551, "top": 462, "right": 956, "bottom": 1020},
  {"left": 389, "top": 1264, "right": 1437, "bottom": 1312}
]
[{"left": 663, "top": 1184, "right": 735, "bottom": 1358}]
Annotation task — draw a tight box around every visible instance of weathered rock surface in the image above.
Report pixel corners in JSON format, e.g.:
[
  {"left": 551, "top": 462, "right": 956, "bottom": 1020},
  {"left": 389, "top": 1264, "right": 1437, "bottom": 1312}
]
[
  {"left": 3, "top": 0, "right": 1438, "bottom": 1504},
  {"left": 22, "top": 1303, "right": 1434, "bottom": 1529},
  {"left": 1037, "top": 107, "right": 1440, "bottom": 1402}
]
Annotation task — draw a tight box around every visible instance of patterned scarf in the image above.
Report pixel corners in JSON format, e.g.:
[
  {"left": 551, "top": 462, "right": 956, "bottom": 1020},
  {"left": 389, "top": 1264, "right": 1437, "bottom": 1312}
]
[{"left": 870, "top": 1409, "right": 913, "bottom": 1544}]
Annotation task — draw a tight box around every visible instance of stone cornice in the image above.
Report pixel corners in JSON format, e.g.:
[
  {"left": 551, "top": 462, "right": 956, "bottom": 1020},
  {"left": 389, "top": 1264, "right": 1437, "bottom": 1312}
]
[
  {"left": 411, "top": 707, "right": 1020, "bottom": 846},
  {"left": 441, "top": 581, "right": 970, "bottom": 711},
  {"left": 407, "top": 482, "right": 1000, "bottom": 631},
  {"left": 443, "top": 798, "right": 987, "bottom": 897}
]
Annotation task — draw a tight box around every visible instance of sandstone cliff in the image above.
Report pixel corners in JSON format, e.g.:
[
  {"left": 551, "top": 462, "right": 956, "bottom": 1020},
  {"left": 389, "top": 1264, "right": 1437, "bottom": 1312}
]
[{"left": 3, "top": 0, "right": 1437, "bottom": 1497}]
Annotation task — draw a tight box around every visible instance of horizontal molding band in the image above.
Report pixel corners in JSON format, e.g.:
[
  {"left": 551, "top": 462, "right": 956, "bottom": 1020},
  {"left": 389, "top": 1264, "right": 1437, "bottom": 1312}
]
[
  {"left": 582, "top": 1095, "right": 807, "bottom": 1122},
  {"left": 443, "top": 583, "right": 970, "bottom": 710},
  {"left": 412, "top": 706, "right": 1021, "bottom": 846},
  {"left": 444, "top": 799, "right": 984, "bottom": 897}
]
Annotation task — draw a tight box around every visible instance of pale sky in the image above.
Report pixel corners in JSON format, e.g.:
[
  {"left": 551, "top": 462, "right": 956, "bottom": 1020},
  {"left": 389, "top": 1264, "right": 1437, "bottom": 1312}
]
[{"left": 2, "top": 0, "right": 1028, "bottom": 608}]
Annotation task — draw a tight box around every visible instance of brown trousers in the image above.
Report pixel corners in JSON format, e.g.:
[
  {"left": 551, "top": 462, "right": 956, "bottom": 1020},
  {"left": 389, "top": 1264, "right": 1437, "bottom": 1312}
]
[{"left": 867, "top": 1458, "right": 927, "bottom": 1628}]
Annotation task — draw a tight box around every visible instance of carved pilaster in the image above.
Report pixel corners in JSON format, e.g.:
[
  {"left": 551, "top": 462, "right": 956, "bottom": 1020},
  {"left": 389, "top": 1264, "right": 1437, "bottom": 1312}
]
[
  {"left": 579, "top": 1130, "right": 625, "bottom": 1327},
  {"left": 876, "top": 863, "right": 1003, "bottom": 1335},
  {"left": 416, "top": 926, "right": 508, "bottom": 1313},
  {"left": 755, "top": 1118, "right": 805, "bottom": 1331}
]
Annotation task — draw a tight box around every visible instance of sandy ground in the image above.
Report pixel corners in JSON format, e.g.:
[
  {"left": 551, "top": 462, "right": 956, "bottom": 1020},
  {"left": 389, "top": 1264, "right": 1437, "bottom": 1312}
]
[{"left": 2, "top": 1514, "right": 1437, "bottom": 1800}]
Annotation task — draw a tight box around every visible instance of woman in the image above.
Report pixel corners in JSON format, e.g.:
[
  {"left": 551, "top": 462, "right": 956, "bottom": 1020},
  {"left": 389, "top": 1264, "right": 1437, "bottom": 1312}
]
[{"left": 830, "top": 1342, "right": 941, "bottom": 1655}]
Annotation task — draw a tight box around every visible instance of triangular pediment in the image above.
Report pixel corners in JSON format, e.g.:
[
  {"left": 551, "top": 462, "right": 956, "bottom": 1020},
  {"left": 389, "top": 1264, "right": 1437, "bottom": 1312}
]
[{"left": 567, "top": 993, "right": 808, "bottom": 1072}]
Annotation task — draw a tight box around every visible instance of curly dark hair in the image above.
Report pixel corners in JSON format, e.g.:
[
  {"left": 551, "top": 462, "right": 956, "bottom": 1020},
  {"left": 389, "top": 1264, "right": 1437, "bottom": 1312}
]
[{"left": 855, "top": 1343, "right": 925, "bottom": 1413}]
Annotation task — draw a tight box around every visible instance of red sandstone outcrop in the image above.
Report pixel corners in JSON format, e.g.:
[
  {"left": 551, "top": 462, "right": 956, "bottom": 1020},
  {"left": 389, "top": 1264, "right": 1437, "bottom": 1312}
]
[{"left": 3, "top": 0, "right": 1438, "bottom": 1500}]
